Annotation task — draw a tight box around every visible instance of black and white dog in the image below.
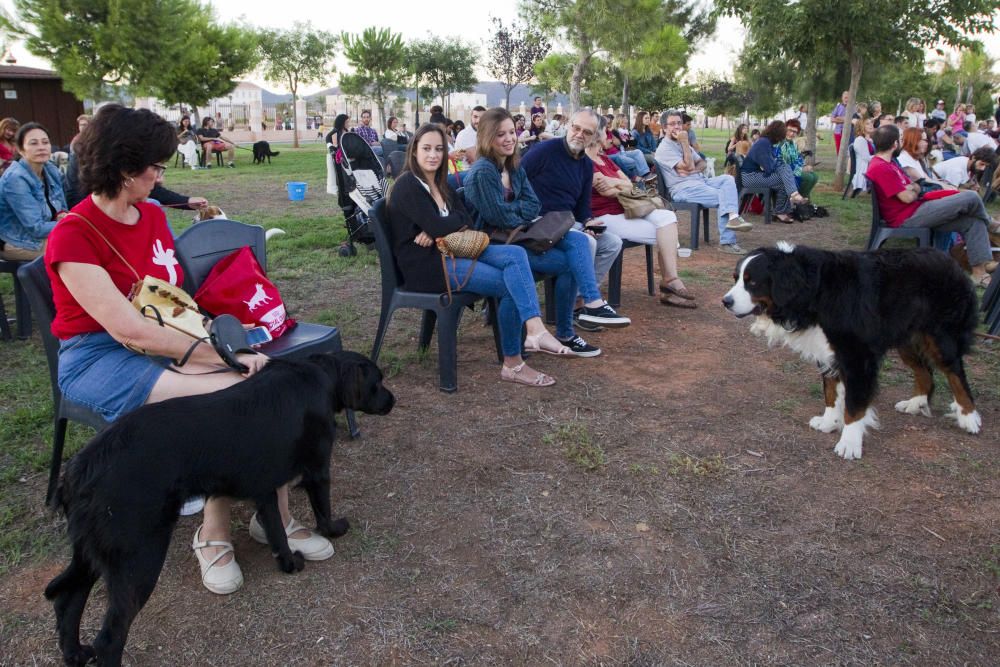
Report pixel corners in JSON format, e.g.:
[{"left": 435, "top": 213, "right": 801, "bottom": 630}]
[
  {"left": 252, "top": 140, "right": 280, "bottom": 164},
  {"left": 723, "top": 242, "right": 981, "bottom": 460}
]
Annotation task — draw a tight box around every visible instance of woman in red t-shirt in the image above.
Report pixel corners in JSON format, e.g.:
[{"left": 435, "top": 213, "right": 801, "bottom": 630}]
[
  {"left": 45, "top": 104, "right": 332, "bottom": 596},
  {"left": 585, "top": 120, "right": 696, "bottom": 309}
]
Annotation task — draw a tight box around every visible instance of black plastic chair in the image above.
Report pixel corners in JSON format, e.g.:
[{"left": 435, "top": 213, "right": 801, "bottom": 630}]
[
  {"left": 387, "top": 150, "right": 406, "bottom": 180},
  {"left": 368, "top": 197, "right": 502, "bottom": 393},
  {"left": 865, "top": 179, "right": 932, "bottom": 250},
  {"left": 174, "top": 218, "right": 359, "bottom": 436},
  {"left": 607, "top": 242, "right": 654, "bottom": 308},
  {"left": 653, "top": 161, "right": 711, "bottom": 249},
  {"left": 980, "top": 269, "right": 1000, "bottom": 334},
  {"left": 733, "top": 154, "right": 775, "bottom": 225},
  {"left": 842, "top": 144, "right": 860, "bottom": 199},
  {"left": 0, "top": 258, "right": 31, "bottom": 340},
  {"left": 17, "top": 258, "right": 108, "bottom": 503}
]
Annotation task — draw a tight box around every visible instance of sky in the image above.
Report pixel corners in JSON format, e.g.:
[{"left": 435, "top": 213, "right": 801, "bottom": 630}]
[{"left": 1, "top": 0, "right": 997, "bottom": 96}]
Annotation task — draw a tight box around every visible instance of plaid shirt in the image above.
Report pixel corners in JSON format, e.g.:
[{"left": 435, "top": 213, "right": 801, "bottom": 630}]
[{"left": 354, "top": 125, "right": 378, "bottom": 145}]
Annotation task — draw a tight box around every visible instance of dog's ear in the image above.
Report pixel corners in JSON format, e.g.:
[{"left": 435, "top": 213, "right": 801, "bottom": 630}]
[{"left": 771, "top": 252, "right": 818, "bottom": 309}]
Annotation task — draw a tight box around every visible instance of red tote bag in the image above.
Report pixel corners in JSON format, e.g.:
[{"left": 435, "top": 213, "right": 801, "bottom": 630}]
[{"left": 194, "top": 246, "right": 296, "bottom": 339}]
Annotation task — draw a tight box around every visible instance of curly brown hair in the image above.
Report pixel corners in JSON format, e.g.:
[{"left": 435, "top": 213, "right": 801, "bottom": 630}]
[{"left": 76, "top": 105, "right": 177, "bottom": 198}]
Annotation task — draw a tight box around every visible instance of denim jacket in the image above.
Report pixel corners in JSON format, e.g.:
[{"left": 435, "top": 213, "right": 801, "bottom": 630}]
[
  {"left": 632, "top": 128, "right": 658, "bottom": 155},
  {"left": 0, "top": 160, "right": 67, "bottom": 250},
  {"left": 462, "top": 158, "right": 542, "bottom": 231}
]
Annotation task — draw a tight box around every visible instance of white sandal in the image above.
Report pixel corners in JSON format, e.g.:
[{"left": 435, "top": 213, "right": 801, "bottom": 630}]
[
  {"left": 249, "top": 513, "right": 335, "bottom": 561},
  {"left": 523, "top": 331, "right": 573, "bottom": 356},
  {"left": 192, "top": 526, "right": 243, "bottom": 595},
  {"left": 501, "top": 362, "right": 556, "bottom": 386}
]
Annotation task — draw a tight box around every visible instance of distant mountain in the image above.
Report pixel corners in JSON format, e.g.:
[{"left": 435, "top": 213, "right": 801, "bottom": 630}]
[{"left": 260, "top": 88, "right": 292, "bottom": 104}]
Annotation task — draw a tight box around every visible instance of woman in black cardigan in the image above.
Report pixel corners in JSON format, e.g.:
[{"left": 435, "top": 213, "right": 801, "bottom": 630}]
[{"left": 386, "top": 123, "right": 572, "bottom": 386}]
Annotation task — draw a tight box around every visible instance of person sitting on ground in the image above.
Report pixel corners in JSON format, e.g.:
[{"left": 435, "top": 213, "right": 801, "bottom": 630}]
[
  {"left": 932, "top": 147, "right": 997, "bottom": 189},
  {"left": 656, "top": 109, "right": 753, "bottom": 254},
  {"left": 0, "top": 122, "right": 67, "bottom": 260},
  {"left": 897, "top": 127, "right": 946, "bottom": 188},
  {"left": 949, "top": 103, "right": 967, "bottom": 133},
  {"left": 548, "top": 113, "right": 566, "bottom": 137},
  {"left": 935, "top": 122, "right": 959, "bottom": 161},
  {"left": 518, "top": 109, "right": 632, "bottom": 332},
  {"left": 778, "top": 119, "right": 818, "bottom": 198},
  {"left": 519, "top": 113, "right": 552, "bottom": 151},
  {"left": 905, "top": 97, "right": 926, "bottom": 130},
  {"left": 0, "top": 117, "right": 20, "bottom": 175},
  {"left": 742, "top": 120, "right": 809, "bottom": 223},
  {"left": 966, "top": 104, "right": 977, "bottom": 125},
  {"left": 176, "top": 115, "right": 200, "bottom": 169},
  {"left": 384, "top": 116, "right": 407, "bottom": 144},
  {"left": 866, "top": 124, "right": 996, "bottom": 288},
  {"left": 631, "top": 111, "right": 658, "bottom": 166},
  {"left": 850, "top": 116, "right": 876, "bottom": 194},
  {"left": 462, "top": 107, "right": 606, "bottom": 356},
  {"left": 387, "top": 122, "right": 572, "bottom": 383},
  {"left": 961, "top": 120, "right": 997, "bottom": 155},
  {"left": 45, "top": 104, "right": 333, "bottom": 596},
  {"left": 585, "top": 116, "right": 695, "bottom": 310},
  {"left": 196, "top": 117, "right": 235, "bottom": 168}
]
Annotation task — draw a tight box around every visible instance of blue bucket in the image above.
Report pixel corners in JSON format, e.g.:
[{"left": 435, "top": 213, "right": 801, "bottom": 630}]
[{"left": 286, "top": 181, "right": 307, "bottom": 201}]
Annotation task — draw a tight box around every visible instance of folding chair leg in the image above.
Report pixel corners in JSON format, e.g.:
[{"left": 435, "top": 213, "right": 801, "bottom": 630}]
[
  {"left": 0, "top": 294, "right": 10, "bottom": 341},
  {"left": 644, "top": 245, "right": 654, "bottom": 296},
  {"left": 543, "top": 277, "right": 556, "bottom": 325},
  {"left": 47, "top": 417, "right": 69, "bottom": 504},
  {"left": 418, "top": 310, "right": 437, "bottom": 351},
  {"left": 487, "top": 297, "right": 503, "bottom": 364},
  {"left": 370, "top": 306, "right": 396, "bottom": 361},
  {"left": 702, "top": 209, "right": 711, "bottom": 245},
  {"left": 435, "top": 308, "right": 461, "bottom": 393},
  {"left": 345, "top": 410, "right": 361, "bottom": 439},
  {"left": 607, "top": 248, "right": 625, "bottom": 308},
  {"left": 13, "top": 276, "right": 30, "bottom": 339},
  {"left": 689, "top": 211, "right": 700, "bottom": 250}
]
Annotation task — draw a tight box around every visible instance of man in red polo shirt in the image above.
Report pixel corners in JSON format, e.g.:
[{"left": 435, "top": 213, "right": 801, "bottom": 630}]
[{"left": 866, "top": 124, "right": 996, "bottom": 288}]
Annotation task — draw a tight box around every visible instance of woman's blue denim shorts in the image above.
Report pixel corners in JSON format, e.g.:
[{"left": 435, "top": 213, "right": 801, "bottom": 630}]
[{"left": 58, "top": 332, "right": 171, "bottom": 422}]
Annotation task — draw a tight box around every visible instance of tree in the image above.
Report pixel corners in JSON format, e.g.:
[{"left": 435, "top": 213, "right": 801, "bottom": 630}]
[
  {"left": 340, "top": 27, "right": 407, "bottom": 132},
  {"left": 9, "top": 0, "right": 257, "bottom": 107},
  {"left": 484, "top": 17, "right": 550, "bottom": 111},
  {"left": 258, "top": 24, "right": 337, "bottom": 148},
  {"left": 407, "top": 36, "right": 478, "bottom": 116},
  {"left": 718, "top": 0, "right": 1000, "bottom": 189}
]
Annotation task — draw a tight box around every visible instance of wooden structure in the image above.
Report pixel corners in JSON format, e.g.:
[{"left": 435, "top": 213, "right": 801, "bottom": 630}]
[{"left": 0, "top": 65, "right": 84, "bottom": 149}]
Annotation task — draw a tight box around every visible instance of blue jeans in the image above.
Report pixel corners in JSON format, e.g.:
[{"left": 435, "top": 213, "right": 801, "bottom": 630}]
[
  {"left": 526, "top": 230, "right": 600, "bottom": 336},
  {"left": 612, "top": 149, "right": 650, "bottom": 178},
  {"left": 611, "top": 153, "right": 639, "bottom": 180},
  {"left": 671, "top": 175, "right": 740, "bottom": 245},
  {"left": 446, "top": 244, "right": 542, "bottom": 356}
]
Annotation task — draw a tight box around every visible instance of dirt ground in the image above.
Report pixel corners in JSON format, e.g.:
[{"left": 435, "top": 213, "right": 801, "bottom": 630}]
[{"left": 2, "top": 211, "right": 999, "bottom": 666}]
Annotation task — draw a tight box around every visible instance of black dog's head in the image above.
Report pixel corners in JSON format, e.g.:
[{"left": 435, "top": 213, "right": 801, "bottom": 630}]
[
  {"left": 722, "top": 242, "right": 821, "bottom": 328},
  {"left": 312, "top": 351, "right": 395, "bottom": 415}
]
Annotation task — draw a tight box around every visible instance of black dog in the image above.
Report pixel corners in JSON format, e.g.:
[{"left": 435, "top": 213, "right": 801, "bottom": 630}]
[
  {"left": 45, "top": 351, "right": 394, "bottom": 666},
  {"left": 723, "top": 243, "right": 980, "bottom": 460},
  {"left": 252, "top": 140, "right": 280, "bottom": 164}
]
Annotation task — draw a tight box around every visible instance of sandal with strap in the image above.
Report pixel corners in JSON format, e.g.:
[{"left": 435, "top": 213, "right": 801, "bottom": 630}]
[
  {"left": 660, "top": 278, "right": 696, "bottom": 300},
  {"left": 660, "top": 293, "right": 697, "bottom": 309},
  {"left": 790, "top": 193, "right": 809, "bottom": 205},
  {"left": 501, "top": 362, "right": 556, "bottom": 386},
  {"left": 523, "top": 331, "right": 573, "bottom": 356},
  {"left": 192, "top": 526, "right": 243, "bottom": 595}
]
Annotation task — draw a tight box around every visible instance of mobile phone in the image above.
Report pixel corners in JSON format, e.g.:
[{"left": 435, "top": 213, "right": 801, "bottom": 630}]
[
  {"left": 586, "top": 223, "right": 606, "bottom": 235},
  {"left": 245, "top": 326, "right": 272, "bottom": 347}
]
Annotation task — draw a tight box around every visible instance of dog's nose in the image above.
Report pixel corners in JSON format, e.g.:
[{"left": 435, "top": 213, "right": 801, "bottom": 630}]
[{"left": 722, "top": 295, "right": 734, "bottom": 308}]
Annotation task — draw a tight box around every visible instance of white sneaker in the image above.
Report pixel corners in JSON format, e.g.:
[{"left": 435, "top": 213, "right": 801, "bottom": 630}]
[
  {"left": 192, "top": 526, "right": 243, "bottom": 595},
  {"left": 249, "top": 513, "right": 334, "bottom": 561},
  {"left": 725, "top": 216, "right": 754, "bottom": 231}
]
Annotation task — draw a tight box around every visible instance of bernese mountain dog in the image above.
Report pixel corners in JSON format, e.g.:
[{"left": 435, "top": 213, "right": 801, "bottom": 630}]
[{"left": 723, "top": 242, "right": 981, "bottom": 460}]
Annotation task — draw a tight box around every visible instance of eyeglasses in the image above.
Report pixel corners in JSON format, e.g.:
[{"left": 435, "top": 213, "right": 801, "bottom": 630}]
[
  {"left": 150, "top": 163, "right": 167, "bottom": 176},
  {"left": 569, "top": 124, "right": 596, "bottom": 138},
  {"left": 664, "top": 121, "right": 683, "bottom": 127}
]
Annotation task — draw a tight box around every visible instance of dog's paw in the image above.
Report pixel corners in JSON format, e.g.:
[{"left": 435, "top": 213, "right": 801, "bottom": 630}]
[
  {"left": 809, "top": 408, "right": 843, "bottom": 433},
  {"left": 946, "top": 401, "right": 982, "bottom": 434},
  {"left": 895, "top": 395, "right": 932, "bottom": 417},
  {"left": 65, "top": 643, "right": 95, "bottom": 666},
  {"left": 318, "top": 517, "right": 350, "bottom": 539},
  {"left": 277, "top": 551, "right": 306, "bottom": 573},
  {"left": 833, "top": 422, "right": 865, "bottom": 460}
]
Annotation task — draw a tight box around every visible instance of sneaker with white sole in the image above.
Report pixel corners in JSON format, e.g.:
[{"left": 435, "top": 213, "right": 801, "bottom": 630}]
[
  {"left": 725, "top": 216, "right": 754, "bottom": 231},
  {"left": 720, "top": 243, "right": 748, "bottom": 255},
  {"left": 572, "top": 309, "right": 605, "bottom": 332},
  {"left": 558, "top": 335, "right": 602, "bottom": 357},
  {"left": 577, "top": 303, "right": 631, "bottom": 328},
  {"left": 249, "top": 513, "right": 335, "bottom": 561}
]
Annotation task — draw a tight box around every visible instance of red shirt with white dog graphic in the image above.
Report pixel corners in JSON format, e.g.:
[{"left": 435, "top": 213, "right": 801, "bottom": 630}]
[{"left": 45, "top": 196, "right": 183, "bottom": 338}]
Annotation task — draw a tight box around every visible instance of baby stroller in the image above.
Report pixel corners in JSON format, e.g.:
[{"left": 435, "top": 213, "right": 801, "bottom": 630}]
[{"left": 330, "top": 131, "right": 389, "bottom": 256}]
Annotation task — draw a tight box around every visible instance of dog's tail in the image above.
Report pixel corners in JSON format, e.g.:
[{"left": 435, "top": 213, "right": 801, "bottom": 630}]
[
  {"left": 265, "top": 228, "right": 286, "bottom": 241},
  {"left": 269, "top": 150, "right": 281, "bottom": 157}
]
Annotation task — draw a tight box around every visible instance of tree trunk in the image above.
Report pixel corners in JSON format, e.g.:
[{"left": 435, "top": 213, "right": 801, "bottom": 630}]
[
  {"left": 291, "top": 92, "right": 300, "bottom": 148},
  {"left": 833, "top": 52, "right": 863, "bottom": 191},
  {"left": 806, "top": 91, "right": 818, "bottom": 167},
  {"left": 569, "top": 48, "right": 591, "bottom": 114},
  {"left": 954, "top": 83, "right": 962, "bottom": 111},
  {"left": 966, "top": 84, "right": 974, "bottom": 105},
  {"left": 620, "top": 74, "right": 629, "bottom": 116},
  {"left": 504, "top": 85, "right": 512, "bottom": 111}
]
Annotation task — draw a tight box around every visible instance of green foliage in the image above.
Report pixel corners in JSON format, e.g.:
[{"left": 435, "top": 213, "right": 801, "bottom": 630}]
[
  {"left": 690, "top": 75, "right": 754, "bottom": 118},
  {"left": 340, "top": 27, "right": 407, "bottom": 130},
  {"left": 406, "top": 36, "right": 478, "bottom": 113},
  {"left": 533, "top": 53, "right": 575, "bottom": 98},
  {"left": 11, "top": 0, "right": 257, "bottom": 104},
  {"left": 484, "top": 17, "right": 550, "bottom": 110}
]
